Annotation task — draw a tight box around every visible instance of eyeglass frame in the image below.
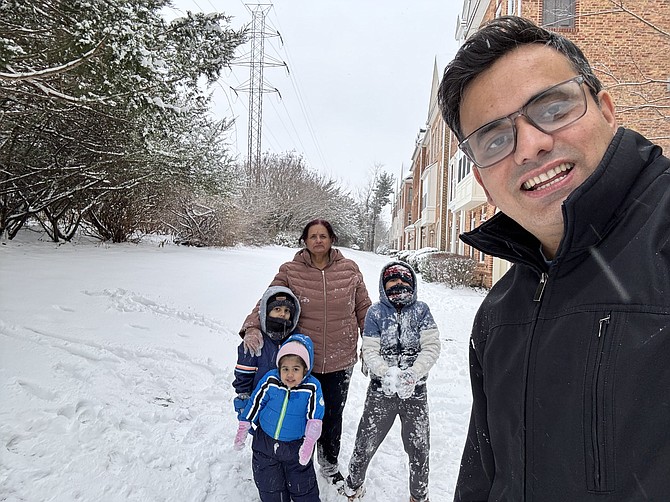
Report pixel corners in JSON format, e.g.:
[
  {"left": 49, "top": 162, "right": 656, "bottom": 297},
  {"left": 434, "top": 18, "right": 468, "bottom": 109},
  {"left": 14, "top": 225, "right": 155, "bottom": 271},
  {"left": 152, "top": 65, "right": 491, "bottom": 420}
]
[{"left": 458, "top": 75, "right": 589, "bottom": 169}]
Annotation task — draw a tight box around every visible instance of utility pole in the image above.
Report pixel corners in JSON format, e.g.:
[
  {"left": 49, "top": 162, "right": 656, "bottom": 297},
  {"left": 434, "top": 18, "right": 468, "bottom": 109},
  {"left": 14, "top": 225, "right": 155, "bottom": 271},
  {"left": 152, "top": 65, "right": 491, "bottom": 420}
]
[{"left": 233, "top": 4, "right": 286, "bottom": 184}]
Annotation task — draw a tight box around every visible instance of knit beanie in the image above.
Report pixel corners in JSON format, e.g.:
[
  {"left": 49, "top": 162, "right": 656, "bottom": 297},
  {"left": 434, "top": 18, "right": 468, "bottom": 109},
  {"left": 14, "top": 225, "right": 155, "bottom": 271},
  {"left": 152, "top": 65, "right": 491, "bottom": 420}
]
[
  {"left": 267, "top": 293, "right": 296, "bottom": 318},
  {"left": 276, "top": 340, "right": 310, "bottom": 370},
  {"left": 383, "top": 264, "right": 414, "bottom": 289},
  {"left": 264, "top": 293, "right": 296, "bottom": 341}
]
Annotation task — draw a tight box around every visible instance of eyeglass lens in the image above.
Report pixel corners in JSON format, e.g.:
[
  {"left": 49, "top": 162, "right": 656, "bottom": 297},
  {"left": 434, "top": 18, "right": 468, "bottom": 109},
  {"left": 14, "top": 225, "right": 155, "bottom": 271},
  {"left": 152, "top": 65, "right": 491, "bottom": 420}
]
[{"left": 461, "top": 77, "right": 587, "bottom": 168}]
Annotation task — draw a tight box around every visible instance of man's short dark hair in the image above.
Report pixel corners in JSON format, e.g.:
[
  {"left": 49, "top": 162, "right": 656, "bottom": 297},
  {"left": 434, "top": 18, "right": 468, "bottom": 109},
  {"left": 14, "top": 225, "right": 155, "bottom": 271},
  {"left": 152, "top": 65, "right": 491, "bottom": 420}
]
[{"left": 438, "top": 16, "right": 603, "bottom": 141}]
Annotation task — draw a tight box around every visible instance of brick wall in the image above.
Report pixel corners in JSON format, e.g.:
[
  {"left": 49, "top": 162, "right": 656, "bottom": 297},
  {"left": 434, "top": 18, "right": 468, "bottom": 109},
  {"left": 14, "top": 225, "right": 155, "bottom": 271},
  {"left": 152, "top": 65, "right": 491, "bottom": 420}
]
[{"left": 526, "top": 0, "right": 670, "bottom": 152}]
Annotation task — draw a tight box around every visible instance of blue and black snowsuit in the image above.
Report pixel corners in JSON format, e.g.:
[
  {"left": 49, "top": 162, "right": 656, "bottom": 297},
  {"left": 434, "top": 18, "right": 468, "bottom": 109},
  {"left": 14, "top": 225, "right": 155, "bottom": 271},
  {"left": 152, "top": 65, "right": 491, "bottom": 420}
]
[
  {"left": 241, "top": 333, "right": 325, "bottom": 502},
  {"left": 233, "top": 286, "right": 301, "bottom": 417}
]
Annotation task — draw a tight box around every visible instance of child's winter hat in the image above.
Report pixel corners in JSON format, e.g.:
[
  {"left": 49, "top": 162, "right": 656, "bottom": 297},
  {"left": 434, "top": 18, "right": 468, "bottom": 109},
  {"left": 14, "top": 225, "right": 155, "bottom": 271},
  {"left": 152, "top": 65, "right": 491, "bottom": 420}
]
[
  {"left": 383, "top": 263, "right": 414, "bottom": 289},
  {"left": 267, "top": 293, "right": 296, "bottom": 318},
  {"left": 276, "top": 340, "right": 311, "bottom": 370}
]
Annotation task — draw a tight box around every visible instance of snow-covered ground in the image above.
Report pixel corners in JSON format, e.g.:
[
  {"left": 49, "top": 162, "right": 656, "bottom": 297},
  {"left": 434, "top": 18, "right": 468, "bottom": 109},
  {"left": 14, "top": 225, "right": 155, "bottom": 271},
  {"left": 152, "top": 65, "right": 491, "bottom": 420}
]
[{"left": 0, "top": 232, "right": 484, "bottom": 501}]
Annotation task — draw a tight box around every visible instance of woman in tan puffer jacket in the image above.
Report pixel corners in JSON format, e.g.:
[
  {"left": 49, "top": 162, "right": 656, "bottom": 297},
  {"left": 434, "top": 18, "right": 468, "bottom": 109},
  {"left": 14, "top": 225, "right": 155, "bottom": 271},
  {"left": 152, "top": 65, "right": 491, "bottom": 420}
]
[{"left": 240, "top": 219, "right": 371, "bottom": 488}]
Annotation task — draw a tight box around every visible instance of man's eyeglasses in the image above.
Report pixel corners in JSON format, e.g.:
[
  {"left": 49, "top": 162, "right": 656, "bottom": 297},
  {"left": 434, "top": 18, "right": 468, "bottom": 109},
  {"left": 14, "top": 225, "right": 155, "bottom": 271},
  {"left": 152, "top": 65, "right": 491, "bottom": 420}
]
[{"left": 459, "top": 76, "right": 588, "bottom": 169}]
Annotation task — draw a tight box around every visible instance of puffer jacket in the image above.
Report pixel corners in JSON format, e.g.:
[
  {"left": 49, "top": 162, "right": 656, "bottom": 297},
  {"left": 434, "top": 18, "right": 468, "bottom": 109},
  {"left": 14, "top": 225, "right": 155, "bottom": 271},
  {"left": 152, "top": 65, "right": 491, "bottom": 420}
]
[
  {"left": 241, "top": 248, "right": 372, "bottom": 374},
  {"left": 361, "top": 261, "right": 441, "bottom": 383},
  {"left": 233, "top": 286, "right": 300, "bottom": 396},
  {"left": 454, "top": 128, "right": 670, "bottom": 501},
  {"left": 242, "top": 333, "right": 325, "bottom": 441}
]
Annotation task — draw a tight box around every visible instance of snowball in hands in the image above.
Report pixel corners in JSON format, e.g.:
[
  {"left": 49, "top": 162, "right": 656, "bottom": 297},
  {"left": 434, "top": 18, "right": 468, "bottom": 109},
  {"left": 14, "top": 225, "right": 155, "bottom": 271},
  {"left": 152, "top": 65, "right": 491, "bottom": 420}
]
[
  {"left": 381, "top": 367, "right": 400, "bottom": 396},
  {"left": 396, "top": 368, "right": 417, "bottom": 399},
  {"left": 382, "top": 367, "right": 417, "bottom": 398}
]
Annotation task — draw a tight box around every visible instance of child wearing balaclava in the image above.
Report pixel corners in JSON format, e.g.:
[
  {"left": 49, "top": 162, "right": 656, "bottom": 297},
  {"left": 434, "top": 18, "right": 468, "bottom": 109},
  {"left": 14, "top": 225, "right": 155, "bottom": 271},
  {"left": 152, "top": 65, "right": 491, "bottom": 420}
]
[
  {"left": 232, "top": 285, "right": 300, "bottom": 418},
  {"left": 341, "top": 261, "right": 441, "bottom": 502}
]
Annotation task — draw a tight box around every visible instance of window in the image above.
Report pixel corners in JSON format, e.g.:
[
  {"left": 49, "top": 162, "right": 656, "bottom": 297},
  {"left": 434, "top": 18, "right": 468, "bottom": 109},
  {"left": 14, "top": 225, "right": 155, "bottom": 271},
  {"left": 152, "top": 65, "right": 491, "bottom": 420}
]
[
  {"left": 543, "top": 0, "right": 575, "bottom": 28},
  {"left": 457, "top": 155, "right": 472, "bottom": 183}
]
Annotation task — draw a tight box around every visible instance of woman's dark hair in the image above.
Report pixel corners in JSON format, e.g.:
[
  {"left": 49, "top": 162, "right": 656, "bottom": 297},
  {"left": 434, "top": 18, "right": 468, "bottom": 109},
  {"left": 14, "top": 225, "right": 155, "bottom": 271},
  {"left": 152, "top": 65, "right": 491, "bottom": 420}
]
[
  {"left": 299, "top": 219, "right": 338, "bottom": 246},
  {"left": 437, "top": 16, "right": 603, "bottom": 141}
]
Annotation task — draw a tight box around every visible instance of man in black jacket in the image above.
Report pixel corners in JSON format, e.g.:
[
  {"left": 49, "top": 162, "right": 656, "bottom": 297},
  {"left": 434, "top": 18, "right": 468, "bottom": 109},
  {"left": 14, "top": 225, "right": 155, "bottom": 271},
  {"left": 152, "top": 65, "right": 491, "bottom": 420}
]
[{"left": 438, "top": 16, "right": 670, "bottom": 502}]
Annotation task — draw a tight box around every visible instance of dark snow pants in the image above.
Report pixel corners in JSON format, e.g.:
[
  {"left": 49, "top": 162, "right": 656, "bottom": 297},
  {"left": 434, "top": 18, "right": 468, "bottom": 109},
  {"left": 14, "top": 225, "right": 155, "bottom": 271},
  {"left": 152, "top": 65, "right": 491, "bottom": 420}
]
[
  {"left": 251, "top": 427, "right": 320, "bottom": 502},
  {"left": 346, "top": 381, "right": 430, "bottom": 501},
  {"left": 312, "top": 367, "right": 353, "bottom": 473}
]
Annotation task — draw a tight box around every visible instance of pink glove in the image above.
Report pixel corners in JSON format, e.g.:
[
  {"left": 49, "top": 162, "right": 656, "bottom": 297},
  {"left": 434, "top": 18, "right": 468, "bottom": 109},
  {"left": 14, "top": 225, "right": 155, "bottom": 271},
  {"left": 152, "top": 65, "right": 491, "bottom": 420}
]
[
  {"left": 243, "top": 328, "right": 263, "bottom": 357},
  {"left": 234, "top": 421, "right": 251, "bottom": 450},
  {"left": 298, "top": 419, "right": 322, "bottom": 465}
]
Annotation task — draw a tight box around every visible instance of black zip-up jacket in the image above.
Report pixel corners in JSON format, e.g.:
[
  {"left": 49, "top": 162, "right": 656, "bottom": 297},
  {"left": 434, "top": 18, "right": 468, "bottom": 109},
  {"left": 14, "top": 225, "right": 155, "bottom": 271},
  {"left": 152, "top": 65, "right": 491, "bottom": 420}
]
[{"left": 453, "top": 128, "right": 670, "bottom": 501}]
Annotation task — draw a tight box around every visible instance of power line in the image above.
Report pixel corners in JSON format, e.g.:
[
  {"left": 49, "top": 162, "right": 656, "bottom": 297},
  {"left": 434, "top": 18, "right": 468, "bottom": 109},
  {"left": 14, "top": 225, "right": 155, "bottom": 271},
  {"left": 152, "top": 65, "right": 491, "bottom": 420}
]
[
  {"left": 267, "top": 9, "right": 330, "bottom": 173},
  {"left": 231, "top": 3, "right": 285, "bottom": 183}
]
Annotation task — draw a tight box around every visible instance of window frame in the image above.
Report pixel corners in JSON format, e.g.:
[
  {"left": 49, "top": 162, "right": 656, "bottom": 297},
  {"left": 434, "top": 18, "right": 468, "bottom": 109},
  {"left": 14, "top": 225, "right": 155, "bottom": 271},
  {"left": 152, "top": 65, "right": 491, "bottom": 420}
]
[{"left": 542, "top": 0, "right": 576, "bottom": 29}]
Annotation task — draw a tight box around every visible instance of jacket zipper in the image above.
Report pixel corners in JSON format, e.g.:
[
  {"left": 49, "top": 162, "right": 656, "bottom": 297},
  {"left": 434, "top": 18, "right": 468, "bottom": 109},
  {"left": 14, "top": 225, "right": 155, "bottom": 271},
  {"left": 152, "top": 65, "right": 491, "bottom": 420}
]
[
  {"left": 274, "top": 389, "right": 290, "bottom": 439},
  {"left": 591, "top": 314, "right": 610, "bottom": 490},
  {"left": 395, "top": 311, "right": 403, "bottom": 367},
  {"left": 525, "top": 270, "right": 549, "bottom": 498},
  {"left": 533, "top": 272, "right": 548, "bottom": 302},
  {"left": 320, "top": 269, "right": 327, "bottom": 374}
]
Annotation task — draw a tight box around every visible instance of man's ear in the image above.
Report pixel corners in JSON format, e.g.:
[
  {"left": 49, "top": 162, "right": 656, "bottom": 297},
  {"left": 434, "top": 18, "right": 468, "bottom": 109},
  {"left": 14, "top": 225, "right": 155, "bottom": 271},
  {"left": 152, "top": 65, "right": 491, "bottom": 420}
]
[
  {"left": 596, "top": 90, "right": 618, "bottom": 132},
  {"left": 472, "top": 167, "right": 495, "bottom": 206}
]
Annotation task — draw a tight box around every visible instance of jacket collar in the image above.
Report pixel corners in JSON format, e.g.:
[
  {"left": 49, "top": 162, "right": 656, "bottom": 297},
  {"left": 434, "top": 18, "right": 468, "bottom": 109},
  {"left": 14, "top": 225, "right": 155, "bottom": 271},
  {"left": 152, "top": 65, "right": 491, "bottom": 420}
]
[{"left": 296, "top": 247, "right": 342, "bottom": 268}]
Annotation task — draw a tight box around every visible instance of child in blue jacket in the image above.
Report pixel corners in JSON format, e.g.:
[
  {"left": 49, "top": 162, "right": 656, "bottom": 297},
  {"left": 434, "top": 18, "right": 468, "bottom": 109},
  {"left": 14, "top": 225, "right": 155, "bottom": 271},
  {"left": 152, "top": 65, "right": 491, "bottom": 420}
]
[
  {"left": 342, "top": 262, "right": 441, "bottom": 502},
  {"left": 234, "top": 333, "right": 325, "bottom": 502},
  {"left": 232, "top": 286, "right": 300, "bottom": 418}
]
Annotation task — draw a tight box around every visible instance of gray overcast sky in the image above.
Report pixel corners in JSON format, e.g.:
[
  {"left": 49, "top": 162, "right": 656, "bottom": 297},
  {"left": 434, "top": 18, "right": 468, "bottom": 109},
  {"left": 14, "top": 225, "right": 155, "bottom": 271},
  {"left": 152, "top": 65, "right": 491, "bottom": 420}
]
[{"left": 165, "top": 1, "right": 463, "bottom": 190}]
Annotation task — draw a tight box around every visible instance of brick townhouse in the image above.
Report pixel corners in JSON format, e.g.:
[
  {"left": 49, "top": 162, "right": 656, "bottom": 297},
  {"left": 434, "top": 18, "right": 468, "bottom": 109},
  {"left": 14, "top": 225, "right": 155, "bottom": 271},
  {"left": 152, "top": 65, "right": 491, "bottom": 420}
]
[{"left": 390, "top": 0, "right": 670, "bottom": 288}]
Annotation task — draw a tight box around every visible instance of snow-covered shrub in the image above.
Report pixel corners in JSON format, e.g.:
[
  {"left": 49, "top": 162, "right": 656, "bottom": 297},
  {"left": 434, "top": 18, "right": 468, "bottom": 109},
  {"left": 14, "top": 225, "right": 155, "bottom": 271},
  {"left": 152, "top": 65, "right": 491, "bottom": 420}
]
[
  {"left": 394, "top": 249, "right": 416, "bottom": 264},
  {"left": 375, "top": 243, "right": 391, "bottom": 255},
  {"left": 406, "top": 247, "right": 439, "bottom": 269},
  {"left": 418, "top": 252, "right": 477, "bottom": 288},
  {"left": 273, "top": 232, "right": 300, "bottom": 248}
]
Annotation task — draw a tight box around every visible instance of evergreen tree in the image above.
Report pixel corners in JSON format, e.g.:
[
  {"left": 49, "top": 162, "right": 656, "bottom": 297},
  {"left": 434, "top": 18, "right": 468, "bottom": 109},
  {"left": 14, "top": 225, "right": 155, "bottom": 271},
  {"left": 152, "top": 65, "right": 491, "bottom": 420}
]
[{"left": 0, "top": 0, "right": 246, "bottom": 240}]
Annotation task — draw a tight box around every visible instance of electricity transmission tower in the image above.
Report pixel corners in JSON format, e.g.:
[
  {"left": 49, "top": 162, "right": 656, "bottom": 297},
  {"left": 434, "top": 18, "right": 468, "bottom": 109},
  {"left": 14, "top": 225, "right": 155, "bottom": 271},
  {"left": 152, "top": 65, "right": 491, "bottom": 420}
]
[{"left": 233, "top": 4, "right": 286, "bottom": 184}]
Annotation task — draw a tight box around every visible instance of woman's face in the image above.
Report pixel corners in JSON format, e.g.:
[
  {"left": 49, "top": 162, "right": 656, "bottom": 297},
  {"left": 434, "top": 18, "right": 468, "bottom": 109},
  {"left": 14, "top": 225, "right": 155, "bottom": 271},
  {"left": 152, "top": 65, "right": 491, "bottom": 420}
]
[{"left": 304, "top": 224, "right": 333, "bottom": 256}]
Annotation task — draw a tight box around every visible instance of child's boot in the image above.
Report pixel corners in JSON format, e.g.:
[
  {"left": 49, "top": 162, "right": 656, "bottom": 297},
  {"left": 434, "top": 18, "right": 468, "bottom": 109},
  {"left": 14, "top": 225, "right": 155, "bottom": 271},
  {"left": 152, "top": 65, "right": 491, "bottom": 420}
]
[
  {"left": 339, "top": 480, "right": 365, "bottom": 500},
  {"left": 319, "top": 464, "right": 345, "bottom": 489}
]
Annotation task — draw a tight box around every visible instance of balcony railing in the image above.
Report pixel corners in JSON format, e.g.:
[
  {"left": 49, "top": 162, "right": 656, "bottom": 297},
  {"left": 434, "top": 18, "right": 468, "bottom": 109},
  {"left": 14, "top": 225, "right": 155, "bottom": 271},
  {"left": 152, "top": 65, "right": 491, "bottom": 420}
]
[{"left": 448, "top": 173, "right": 487, "bottom": 212}]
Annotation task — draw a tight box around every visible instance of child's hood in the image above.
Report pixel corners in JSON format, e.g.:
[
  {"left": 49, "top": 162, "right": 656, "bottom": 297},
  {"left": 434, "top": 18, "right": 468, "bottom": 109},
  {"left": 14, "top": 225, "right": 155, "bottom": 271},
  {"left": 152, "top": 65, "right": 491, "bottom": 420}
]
[
  {"left": 378, "top": 260, "right": 418, "bottom": 306},
  {"left": 259, "top": 285, "right": 300, "bottom": 334},
  {"left": 277, "top": 333, "right": 315, "bottom": 377}
]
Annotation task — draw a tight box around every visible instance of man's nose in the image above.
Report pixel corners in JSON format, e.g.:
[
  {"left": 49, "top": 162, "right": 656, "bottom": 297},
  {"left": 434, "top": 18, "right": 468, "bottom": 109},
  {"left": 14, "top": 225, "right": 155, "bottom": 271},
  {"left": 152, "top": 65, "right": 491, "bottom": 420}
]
[{"left": 512, "top": 116, "right": 554, "bottom": 165}]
